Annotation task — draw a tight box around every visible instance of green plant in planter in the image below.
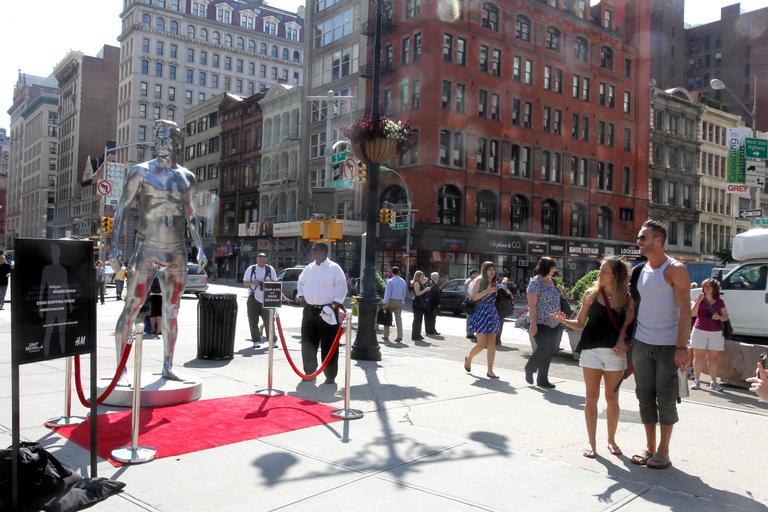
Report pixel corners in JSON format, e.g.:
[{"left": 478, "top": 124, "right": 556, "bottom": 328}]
[
  {"left": 350, "top": 271, "right": 387, "bottom": 317},
  {"left": 568, "top": 269, "right": 599, "bottom": 305}
]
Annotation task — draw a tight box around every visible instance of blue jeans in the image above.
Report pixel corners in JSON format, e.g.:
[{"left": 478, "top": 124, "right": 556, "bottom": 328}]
[{"left": 0, "top": 285, "right": 7, "bottom": 308}]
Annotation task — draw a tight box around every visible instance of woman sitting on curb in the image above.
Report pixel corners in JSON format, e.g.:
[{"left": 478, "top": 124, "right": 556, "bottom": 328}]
[{"left": 552, "top": 257, "right": 633, "bottom": 459}]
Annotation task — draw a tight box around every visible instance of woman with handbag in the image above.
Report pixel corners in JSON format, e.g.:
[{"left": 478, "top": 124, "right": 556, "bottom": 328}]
[
  {"left": 463, "top": 261, "right": 501, "bottom": 378},
  {"left": 690, "top": 278, "right": 729, "bottom": 392},
  {"left": 552, "top": 257, "right": 632, "bottom": 459},
  {"left": 525, "top": 257, "right": 565, "bottom": 389},
  {"left": 411, "top": 270, "right": 432, "bottom": 342},
  {"left": 495, "top": 276, "right": 514, "bottom": 345}
]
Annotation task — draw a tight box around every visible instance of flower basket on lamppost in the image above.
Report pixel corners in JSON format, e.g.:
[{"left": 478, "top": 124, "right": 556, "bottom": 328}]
[{"left": 344, "top": 114, "right": 416, "bottom": 361}]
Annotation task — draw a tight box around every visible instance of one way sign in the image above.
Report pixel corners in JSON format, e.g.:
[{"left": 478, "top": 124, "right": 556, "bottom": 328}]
[{"left": 739, "top": 209, "right": 763, "bottom": 219}]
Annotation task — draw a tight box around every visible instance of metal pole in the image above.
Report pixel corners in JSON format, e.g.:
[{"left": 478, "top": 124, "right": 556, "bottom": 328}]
[
  {"left": 256, "top": 309, "right": 284, "bottom": 396},
  {"left": 45, "top": 357, "right": 87, "bottom": 427},
  {"left": 331, "top": 313, "right": 363, "bottom": 420},
  {"left": 405, "top": 202, "right": 411, "bottom": 281},
  {"left": 324, "top": 90, "right": 335, "bottom": 187},
  {"left": 111, "top": 323, "right": 156, "bottom": 464}
]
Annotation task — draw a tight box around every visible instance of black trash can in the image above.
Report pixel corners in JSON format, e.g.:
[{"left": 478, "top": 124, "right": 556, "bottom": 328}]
[{"left": 197, "top": 293, "right": 238, "bottom": 360}]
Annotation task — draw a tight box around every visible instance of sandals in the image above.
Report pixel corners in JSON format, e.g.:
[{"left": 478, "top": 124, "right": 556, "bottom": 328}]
[
  {"left": 646, "top": 452, "right": 672, "bottom": 469},
  {"left": 582, "top": 448, "right": 597, "bottom": 459},
  {"left": 464, "top": 357, "right": 471, "bottom": 373},
  {"left": 631, "top": 449, "right": 654, "bottom": 465},
  {"left": 608, "top": 444, "right": 623, "bottom": 456},
  {"left": 487, "top": 373, "right": 500, "bottom": 379}
]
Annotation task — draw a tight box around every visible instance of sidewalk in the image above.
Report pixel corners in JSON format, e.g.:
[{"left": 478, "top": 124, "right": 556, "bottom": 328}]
[{"left": 1, "top": 287, "right": 767, "bottom": 511}]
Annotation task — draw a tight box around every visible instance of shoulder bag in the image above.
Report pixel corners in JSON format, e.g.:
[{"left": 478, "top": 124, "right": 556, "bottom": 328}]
[{"left": 703, "top": 300, "right": 733, "bottom": 339}]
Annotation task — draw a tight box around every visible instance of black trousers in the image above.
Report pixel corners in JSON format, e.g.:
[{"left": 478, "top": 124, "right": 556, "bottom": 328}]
[
  {"left": 525, "top": 324, "right": 562, "bottom": 384},
  {"left": 247, "top": 295, "right": 270, "bottom": 341},
  {"left": 411, "top": 309, "right": 425, "bottom": 340},
  {"left": 424, "top": 307, "right": 439, "bottom": 334},
  {"left": 301, "top": 306, "right": 340, "bottom": 380}
]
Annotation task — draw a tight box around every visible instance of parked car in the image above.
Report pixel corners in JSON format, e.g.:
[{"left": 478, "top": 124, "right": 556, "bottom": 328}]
[
  {"left": 438, "top": 278, "right": 468, "bottom": 315},
  {"left": 184, "top": 263, "right": 209, "bottom": 295},
  {"left": 276, "top": 266, "right": 305, "bottom": 303}
]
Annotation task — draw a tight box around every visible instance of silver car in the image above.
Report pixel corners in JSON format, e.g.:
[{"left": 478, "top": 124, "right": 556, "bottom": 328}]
[
  {"left": 184, "top": 263, "right": 209, "bottom": 296},
  {"left": 276, "top": 266, "right": 305, "bottom": 303}
]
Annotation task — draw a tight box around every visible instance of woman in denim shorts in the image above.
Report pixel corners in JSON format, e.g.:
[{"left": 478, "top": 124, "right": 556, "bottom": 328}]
[{"left": 553, "top": 257, "right": 632, "bottom": 459}]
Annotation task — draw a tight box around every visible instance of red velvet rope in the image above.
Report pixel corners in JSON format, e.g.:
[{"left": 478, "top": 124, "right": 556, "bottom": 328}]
[
  {"left": 73, "top": 342, "right": 133, "bottom": 408},
  {"left": 275, "top": 313, "right": 343, "bottom": 380}
]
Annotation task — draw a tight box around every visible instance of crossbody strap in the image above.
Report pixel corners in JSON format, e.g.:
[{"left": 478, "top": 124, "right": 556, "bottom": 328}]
[{"left": 600, "top": 289, "right": 621, "bottom": 332}]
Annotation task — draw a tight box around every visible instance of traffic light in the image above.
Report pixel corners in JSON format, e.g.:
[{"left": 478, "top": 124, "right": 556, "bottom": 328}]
[
  {"left": 301, "top": 220, "right": 322, "bottom": 240},
  {"left": 326, "top": 219, "right": 343, "bottom": 240},
  {"left": 378, "top": 207, "right": 390, "bottom": 224},
  {"left": 100, "top": 217, "right": 113, "bottom": 235},
  {"left": 389, "top": 209, "right": 397, "bottom": 224},
  {"left": 355, "top": 161, "right": 367, "bottom": 184},
  {"left": 106, "top": 217, "right": 113, "bottom": 234}
]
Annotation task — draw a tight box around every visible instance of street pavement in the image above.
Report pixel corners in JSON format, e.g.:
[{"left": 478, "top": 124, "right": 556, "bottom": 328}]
[{"left": 1, "top": 282, "right": 767, "bottom": 511}]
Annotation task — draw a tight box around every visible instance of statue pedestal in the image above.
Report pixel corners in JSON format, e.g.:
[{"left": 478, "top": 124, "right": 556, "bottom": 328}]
[{"left": 98, "top": 373, "right": 202, "bottom": 407}]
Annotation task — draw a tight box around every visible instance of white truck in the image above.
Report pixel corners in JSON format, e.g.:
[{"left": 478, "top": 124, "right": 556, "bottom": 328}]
[{"left": 710, "top": 229, "right": 768, "bottom": 338}]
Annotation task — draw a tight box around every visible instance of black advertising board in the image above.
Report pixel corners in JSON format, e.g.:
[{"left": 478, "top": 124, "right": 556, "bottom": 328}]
[
  {"left": 12, "top": 239, "right": 95, "bottom": 364},
  {"left": 547, "top": 240, "right": 566, "bottom": 256},
  {"left": 262, "top": 282, "right": 282, "bottom": 308},
  {"left": 568, "top": 241, "right": 601, "bottom": 259},
  {"left": 487, "top": 236, "right": 525, "bottom": 254},
  {"left": 527, "top": 238, "right": 548, "bottom": 256}
]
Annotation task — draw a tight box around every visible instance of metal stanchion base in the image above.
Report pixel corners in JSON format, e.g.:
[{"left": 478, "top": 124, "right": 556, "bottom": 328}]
[
  {"left": 45, "top": 416, "right": 87, "bottom": 428},
  {"left": 111, "top": 446, "right": 157, "bottom": 464},
  {"left": 330, "top": 408, "right": 364, "bottom": 420},
  {"left": 254, "top": 388, "right": 284, "bottom": 397}
]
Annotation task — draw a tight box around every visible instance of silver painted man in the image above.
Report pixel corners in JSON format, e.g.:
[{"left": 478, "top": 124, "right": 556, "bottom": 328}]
[{"left": 110, "top": 119, "right": 207, "bottom": 382}]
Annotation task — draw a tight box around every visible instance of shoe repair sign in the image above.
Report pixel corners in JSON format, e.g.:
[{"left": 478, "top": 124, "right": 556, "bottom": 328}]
[{"left": 11, "top": 238, "right": 95, "bottom": 364}]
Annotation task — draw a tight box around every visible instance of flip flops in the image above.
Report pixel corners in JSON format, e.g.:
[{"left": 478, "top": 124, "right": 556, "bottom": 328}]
[
  {"left": 582, "top": 448, "right": 597, "bottom": 459},
  {"left": 631, "top": 449, "right": 654, "bottom": 465},
  {"left": 646, "top": 452, "right": 672, "bottom": 469},
  {"left": 608, "top": 445, "right": 623, "bottom": 456}
]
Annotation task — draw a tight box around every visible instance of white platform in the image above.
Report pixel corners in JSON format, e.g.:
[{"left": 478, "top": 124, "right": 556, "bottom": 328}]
[{"left": 98, "top": 373, "right": 202, "bottom": 407}]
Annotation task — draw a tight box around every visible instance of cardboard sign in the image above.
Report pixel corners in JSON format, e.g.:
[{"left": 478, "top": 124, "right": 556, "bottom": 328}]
[
  {"left": 12, "top": 239, "right": 95, "bottom": 365},
  {"left": 262, "top": 282, "right": 282, "bottom": 309}
]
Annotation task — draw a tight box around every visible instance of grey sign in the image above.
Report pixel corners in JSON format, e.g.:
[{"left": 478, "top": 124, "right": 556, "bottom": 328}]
[{"left": 262, "top": 282, "right": 282, "bottom": 309}]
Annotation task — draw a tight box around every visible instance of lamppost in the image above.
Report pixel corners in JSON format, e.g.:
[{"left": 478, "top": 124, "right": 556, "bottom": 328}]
[
  {"left": 351, "top": 0, "right": 385, "bottom": 362},
  {"left": 710, "top": 77, "right": 762, "bottom": 211}
]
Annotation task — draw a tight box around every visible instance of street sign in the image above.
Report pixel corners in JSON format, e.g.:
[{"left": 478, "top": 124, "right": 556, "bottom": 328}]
[
  {"left": 745, "top": 138, "right": 768, "bottom": 159},
  {"left": 332, "top": 178, "right": 353, "bottom": 189},
  {"left": 330, "top": 151, "right": 346, "bottom": 164},
  {"left": 755, "top": 218, "right": 768, "bottom": 226},
  {"left": 739, "top": 209, "right": 763, "bottom": 219},
  {"left": 727, "top": 127, "right": 750, "bottom": 185},
  {"left": 390, "top": 222, "right": 409, "bottom": 230},
  {"left": 105, "top": 163, "right": 126, "bottom": 206},
  {"left": 97, "top": 180, "right": 112, "bottom": 196},
  {"left": 746, "top": 159, "right": 766, "bottom": 187},
  {"left": 262, "top": 282, "right": 282, "bottom": 309}
]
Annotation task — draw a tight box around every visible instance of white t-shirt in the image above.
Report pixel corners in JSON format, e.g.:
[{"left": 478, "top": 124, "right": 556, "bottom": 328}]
[{"left": 244, "top": 264, "right": 276, "bottom": 303}]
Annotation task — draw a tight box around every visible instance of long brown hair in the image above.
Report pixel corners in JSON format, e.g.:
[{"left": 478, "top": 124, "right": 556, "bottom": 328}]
[
  {"left": 702, "top": 278, "right": 721, "bottom": 300},
  {"left": 411, "top": 270, "right": 425, "bottom": 288},
  {"left": 479, "top": 261, "right": 496, "bottom": 291},
  {"left": 585, "top": 256, "right": 630, "bottom": 310}
]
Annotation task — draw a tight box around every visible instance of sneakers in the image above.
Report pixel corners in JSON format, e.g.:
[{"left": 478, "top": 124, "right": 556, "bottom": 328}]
[
  {"left": 710, "top": 382, "right": 724, "bottom": 392},
  {"left": 691, "top": 380, "right": 701, "bottom": 390}
]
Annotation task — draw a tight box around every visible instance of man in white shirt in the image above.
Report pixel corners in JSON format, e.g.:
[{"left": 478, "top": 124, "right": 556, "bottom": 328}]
[
  {"left": 243, "top": 253, "right": 277, "bottom": 348},
  {"left": 296, "top": 243, "right": 348, "bottom": 384},
  {"left": 382, "top": 266, "right": 407, "bottom": 342}
]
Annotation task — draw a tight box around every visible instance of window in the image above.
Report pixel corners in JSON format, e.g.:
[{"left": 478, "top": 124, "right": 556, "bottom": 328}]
[
  {"left": 597, "top": 207, "right": 612, "bottom": 239},
  {"left": 599, "top": 121, "right": 605, "bottom": 144},
  {"left": 491, "top": 49, "right": 501, "bottom": 76},
  {"left": 442, "top": 33, "right": 453, "bottom": 61},
  {"left": 216, "top": 4, "right": 232, "bottom": 24},
  {"left": 570, "top": 203, "right": 587, "bottom": 237},
  {"left": 599, "top": 82, "right": 606, "bottom": 106},
  {"left": 438, "top": 185, "right": 461, "bottom": 225},
  {"left": 546, "top": 27, "right": 561, "bottom": 51},
  {"left": 414, "top": 33, "right": 422, "bottom": 61},
  {"left": 401, "top": 37, "right": 410, "bottom": 64},
  {"left": 154, "top": 84, "right": 162, "bottom": 99},
  {"left": 139, "top": 103, "right": 147, "bottom": 118},
  {"left": 169, "top": 64, "right": 177, "bottom": 80},
  {"left": 581, "top": 116, "right": 589, "bottom": 140},
  {"left": 524, "top": 59, "right": 533, "bottom": 84},
  {"left": 581, "top": 77, "right": 590, "bottom": 101},
  {"left": 510, "top": 195, "right": 529, "bottom": 231},
  {"left": 543, "top": 107, "right": 551, "bottom": 132},
  {"left": 482, "top": 3, "right": 499, "bottom": 31},
  {"left": 523, "top": 102, "right": 533, "bottom": 128},
  {"left": 490, "top": 94, "right": 500, "bottom": 121},
  {"left": 625, "top": 58, "right": 632, "bottom": 78},
  {"left": 512, "top": 98, "right": 521, "bottom": 125},
  {"left": 575, "top": 37, "right": 588, "bottom": 62},
  {"left": 141, "top": 59, "right": 149, "bottom": 74},
  {"left": 515, "top": 15, "right": 531, "bottom": 41},
  {"left": 480, "top": 45, "right": 489, "bottom": 73},
  {"left": 513, "top": 56, "right": 521, "bottom": 81},
  {"left": 185, "top": 90, "right": 193, "bottom": 105},
  {"left": 187, "top": 25, "right": 196, "bottom": 39},
  {"left": 603, "top": 8, "right": 613, "bottom": 30},
  {"left": 542, "top": 199, "right": 559, "bottom": 235},
  {"left": 572, "top": 75, "right": 579, "bottom": 97},
  {"left": 455, "top": 83, "right": 465, "bottom": 112},
  {"left": 553, "top": 109, "right": 562, "bottom": 134},
  {"left": 399, "top": 79, "right": 409, "bottom": 111},
  {"left": 225, "top": 56, "right": 231, "bottom": 70},
  {"left": 478, "top": 90, "right": 487, "bottom": 118},
  {"left": 142, "top": 13, "right": 151, "bottom": 26},
  {"left": 544, "top": 65, "right": 551, "bottom": 90},
  {"left": 600, "top": 46, "right": 613, "bottom": 69},
  {"left": 191, "top": 0, "right": 206, "bottom": 17},
  {"left": 156, "top": 41, "right": 164, "bottom": 56},
  {"left": 569, "top": 156, "right": 588, "bottom": 187},
  {"left": 571, "top": 114, "right": 579, "bottom": 139},
  {"left": 441, "top": 80, "right": 451, "bottom": 110},
  {"left": 170, "top": 44, "right": 178, "bottom": 59},
  {"left": 170, "top": 20, "right": 179, "bottom": 34},
  {"left": 264, "top": 19, "right": 278, "bottom": 36},
  {"left": 452, "top": 133, "right": 465, "bottom": 166},
  {"left": 155, "top": 62, "right": 163, "bottom": 77},
  {"left": 554, "top": 69, "right": 562, "bottom": 93},
  {"left": 439, "top": 130, "right": 450, "bottom": 164},
  {"left": 153, "top": 105, "right": 162, "bottom": 119},
  {"left": 623, "top": 91, "right": 631, "bottom": 113},
  {"left": 405, "top": 0, "right": 421, "bottom": 19},
  {"left": 186, "top": 69, "right": 194, "bottom": 83},
  {"left": 608, "top": 85, "right": 615, "bottom": 108},
  {"left": 199, "top": 71, "right": 207, "bottom": 86},
  {"left": 476, "top": 138, "right": 487, "bottom": 170},
  {"left": 142, "top": 37, "right": 150, "bottom": 53},
  {"left": 476, "top": 191, "right": 498, "bottom": 228},
  {"left": 168, "top": 86, "right": 176, "bottom": 101},
  {"left": 138, "top": 125, "right": 146, "bottom": 141},
  {"left": 620, "top": 207, "right": 634, "bottom": 221},
  {"left": 684, "top": 223, "right": 693, "bottom": 247},
  {"left": 456, "top": 37, "right": 466, "bottom": 65},
  {"left": 187, "top": 48, "right": 194, "bottom": 63},
  {"left": 668, "top": 221, "right": 678, "bottom": 245}
]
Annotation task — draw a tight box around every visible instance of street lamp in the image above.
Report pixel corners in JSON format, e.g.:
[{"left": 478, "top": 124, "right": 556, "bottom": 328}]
[
  {"left": 381, "top": 165, "right": 415, "bottom": 282},
  {"left": 351, "top": 0, "right": 386, "bottom": 362},
  {"left": 709, "top": 78, "right": 757, "bottom": 137}
]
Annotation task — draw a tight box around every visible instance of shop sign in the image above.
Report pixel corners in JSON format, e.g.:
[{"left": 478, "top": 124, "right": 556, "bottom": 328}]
[
  {"left": 547, "top": 240, "right": 566, "bottom": 256},
  {"left": 568, "top": 241, "right": 601, "bottom": 258},
  {"left": 273, "top": 221, "right": 302, "bottom": 237},
  {"left": 488, "top": 236, "right": 525, "bottom": 253},
  {"left": 443, "top": 238, "right": 465, "bottom": 251},
  {"left": 527, "top": 239, "right": 548, "bottom": 256},
  {"left": 617, "top": 245, "right": 641, "bottom": 260}
]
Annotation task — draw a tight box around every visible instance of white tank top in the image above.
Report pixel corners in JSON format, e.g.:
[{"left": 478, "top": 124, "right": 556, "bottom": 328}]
[{"left": 635, "top": 258, "right": 678, "bottom": 346}]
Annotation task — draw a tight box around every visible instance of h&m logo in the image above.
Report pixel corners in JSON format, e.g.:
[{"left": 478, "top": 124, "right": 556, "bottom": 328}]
[{"left": 74, "top": 336, "right": 86, "bottom": 347}]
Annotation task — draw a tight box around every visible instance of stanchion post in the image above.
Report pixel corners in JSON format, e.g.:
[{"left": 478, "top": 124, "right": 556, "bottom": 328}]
[
  {"left": 45, "top": 356, "right": 86, "bottom": 427},
  {"left": 112, "top": 323, "right": 156, "bottom": 464},
  {"left": 255, "top": 309, "right": 284, "bottom": 397},
  {"left": 331, "top": 314, "right": 363, "bottom": 420}
]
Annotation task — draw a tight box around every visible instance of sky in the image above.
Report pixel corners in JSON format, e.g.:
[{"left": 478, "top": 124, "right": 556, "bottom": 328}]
[{"left": 0, "top": 0, "right": 766, "bottom": 130}]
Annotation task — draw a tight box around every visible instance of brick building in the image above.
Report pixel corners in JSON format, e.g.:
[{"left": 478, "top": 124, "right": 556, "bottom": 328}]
[
  {"left": 369, "top": 0, "right": 650, "bottom": 282},
  {"left": 216, "top": 92, "right": 263, "bottom": 280}
]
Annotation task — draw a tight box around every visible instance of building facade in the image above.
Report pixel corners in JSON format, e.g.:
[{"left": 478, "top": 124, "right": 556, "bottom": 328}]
[
  {"left": 258, "top": 83, "right": 304, "bottom": 269},
  {"left": 52, "top": 46, "right": 120, "bottom": 238},
  {"left": 183, "top": 91, "right": 240, "bottom": 257},
  {"left": 0, "top": 128, "right": 9, "bottom": 251},
  {"left": 648, "top": 0, "right": 685, "bottom": 89},
  {"left": 5, "top": 73, "right": 59, "bottom": 250},
  {"left": 216, "top": 92, "right": 263, "bottom": 280},
  {"left": 364, "top": 0, "right": 650, "bottom": 281},
  {"left": 116, "top": 0, "right": 304, "bottom": 164},
  {"left": 648, "top": 86, "right": 703, "bottom": 263},
  {"left": 698, "top": 106, "right": 751, "bottom": 261}
]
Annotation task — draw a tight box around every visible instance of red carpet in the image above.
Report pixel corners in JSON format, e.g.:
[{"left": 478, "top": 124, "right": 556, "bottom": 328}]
[{"left": 51, "top": 394, "right": 341, "bottom": 466}]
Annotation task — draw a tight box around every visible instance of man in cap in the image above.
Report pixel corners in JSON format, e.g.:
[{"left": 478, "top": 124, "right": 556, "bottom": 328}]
[
  {"left": 244, "top": 252, "right": 277, "bottom": 348},
  {"left": 296, "top": 243, "right": 347, "bottom": 384}
]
